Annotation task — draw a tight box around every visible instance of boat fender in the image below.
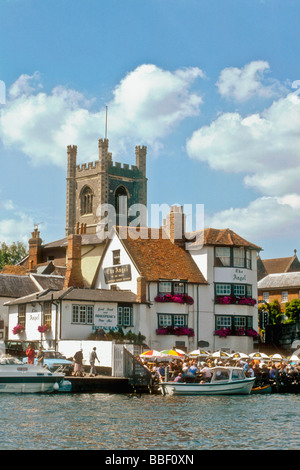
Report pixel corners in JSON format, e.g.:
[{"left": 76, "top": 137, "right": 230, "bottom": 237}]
[{"left": 53, "top": 382, "right": 59, "bottom": 391}]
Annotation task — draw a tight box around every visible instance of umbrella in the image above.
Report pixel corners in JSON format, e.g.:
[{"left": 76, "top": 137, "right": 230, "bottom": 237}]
[
  {"left": 160, "top": 349, "right": 185, "bottom": 358},
  {"left": 188, "top": 349, "right": 209, "bottom": 357},
  {"left": 211, "top": 350, "right": 230, "bottom": 358},
  {"left": 249, "top": 352, "right": 270, "bottom": 360},
  {"left": 175, "top": 348, "right": 187, "bottom": 356},
  {"left": 269, "top": 353, "right": 283, "bottom": 361},
  {"left": 140, "top": 350, "right": 163, "bottom": 358},
  {"left": 288, "top": 355, "right": 300, "bottom": 363},
  {"left": 230, "top": 352, "right": 249, "bottom": 359}
]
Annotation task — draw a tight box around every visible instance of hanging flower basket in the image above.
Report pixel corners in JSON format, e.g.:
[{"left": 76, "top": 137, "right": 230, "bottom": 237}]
[
  {"left": 156, "top": 326, "right": 195, "bottom": 337},
  {"left": 37, "top": 324, "right": 50, "bottom": 333},
  {"left": 154, "top": 294, "right": 194, "bottom": 305},
  {"left": 12, "top": 324, "right": 25, "bottom": 335}
]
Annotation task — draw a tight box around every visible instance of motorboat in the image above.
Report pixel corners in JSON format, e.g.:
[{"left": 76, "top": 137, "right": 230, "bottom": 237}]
[
  {"left": 159, "top": 366, "right": 255, "bottom": 396},
  {"left": 0, "top": 355, "right": 65, "bottom": 393}
]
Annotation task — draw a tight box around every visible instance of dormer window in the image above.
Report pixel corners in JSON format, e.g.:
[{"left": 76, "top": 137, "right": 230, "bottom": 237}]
[{"left": 80, "top": 186, "right": 94, "bottom": 215}]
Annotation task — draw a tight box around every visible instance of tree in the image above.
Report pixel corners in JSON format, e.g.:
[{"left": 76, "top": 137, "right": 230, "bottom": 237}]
[
  {"left": 0, "top": 241, "right": 28, "bottom": 271},
  {"left": 258, "top": 299, "right": 283, "bottom": 326},
  {"left": 284, "top": 299, "right": 300, "bottom": 324}
]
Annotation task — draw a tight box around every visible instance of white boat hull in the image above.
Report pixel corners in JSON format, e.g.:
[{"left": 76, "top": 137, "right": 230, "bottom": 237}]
[
  {"left": 160, "top": 378, "right": 255, "bottom": 396},
  {"left": 0, "top": 364, "right": 64, "bottom": 393}
]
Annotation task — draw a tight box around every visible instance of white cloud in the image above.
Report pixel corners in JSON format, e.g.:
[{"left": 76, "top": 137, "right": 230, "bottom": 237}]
[
  {"left": 186, "top": 92, "right": 300, "bottom": 197},
  {"left": 205, "top": 195, "right": 300, "bottom": 243},
  {"left": 0, "top": 212, "right": 35, "bottom": 244},
  {"left": 8, "top": 71, "right": 42, "bottom": 99},
  {"left": 187, "top": 82, "right": 300, "bottom": 245},
  {"left": 0, "top": 65, "right": 204, "bottom": 167},
  {"left": 216, "top": 61, "right": 287, "bottom": 101}
]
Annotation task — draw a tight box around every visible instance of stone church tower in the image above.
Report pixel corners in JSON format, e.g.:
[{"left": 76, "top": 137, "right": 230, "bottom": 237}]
[{"left": 65, "top": 139, "right": 147, "bottom": 235}]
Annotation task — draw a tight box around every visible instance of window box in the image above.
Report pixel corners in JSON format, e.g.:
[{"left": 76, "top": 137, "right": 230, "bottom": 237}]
[
  {"left": 156, "top": 326, "right": 195, "bottom": 337},
  {"left": 155, "top": 293, "right": 194, "bottom": 305},
  {"left": 215, "top": 295, "right": 256, "bottom": 306}
]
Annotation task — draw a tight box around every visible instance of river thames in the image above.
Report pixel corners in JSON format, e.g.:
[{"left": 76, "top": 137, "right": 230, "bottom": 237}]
[{"left": 0, "top": 392, "right": 299, "bottom": 451}]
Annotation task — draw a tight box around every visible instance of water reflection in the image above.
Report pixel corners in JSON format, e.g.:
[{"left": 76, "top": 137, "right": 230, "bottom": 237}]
[{"left": 0, "top": 393, "right": 299, "bottom": 450}]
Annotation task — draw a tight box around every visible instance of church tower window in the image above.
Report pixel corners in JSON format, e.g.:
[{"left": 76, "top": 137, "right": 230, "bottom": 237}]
[
  {"left": 115, "top": 185, "right": 128, "bottom": 219},
  {"left": 80, "top": 186, "right": 94, "bottom": 215}
]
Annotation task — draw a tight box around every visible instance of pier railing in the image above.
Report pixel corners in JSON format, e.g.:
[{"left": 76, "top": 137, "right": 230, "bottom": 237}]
[{"left": 123, "top": 346, "right": 153, "bottom": 390}]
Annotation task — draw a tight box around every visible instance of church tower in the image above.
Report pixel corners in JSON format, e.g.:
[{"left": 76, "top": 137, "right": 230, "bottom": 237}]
[{"left": 65, "top": 139, "right": 147, "bottom": 236}]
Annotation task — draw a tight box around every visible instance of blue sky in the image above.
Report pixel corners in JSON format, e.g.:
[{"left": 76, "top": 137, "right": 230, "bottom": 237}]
[{"left": 0, "top": 0, "right": 299, "bottom": 260}]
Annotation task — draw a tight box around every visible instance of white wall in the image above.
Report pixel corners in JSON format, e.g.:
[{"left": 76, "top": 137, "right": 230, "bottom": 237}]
[
  {"left": 58, "top": 340, "right": 113, "bottom": 368},
  {"left": 94, "top": 234, "right": 140, "bottom": 293}
]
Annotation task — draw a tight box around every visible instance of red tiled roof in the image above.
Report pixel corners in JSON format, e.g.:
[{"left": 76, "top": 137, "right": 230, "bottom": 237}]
[
  {"left": 187, "top": 228, "right": 262, "bottom": 250},
  {"left": 261, "top": 255, "right": 300, "bottom": 275},
  {"left": 116, "top": 227, "right": 207, "bottom": 284}
]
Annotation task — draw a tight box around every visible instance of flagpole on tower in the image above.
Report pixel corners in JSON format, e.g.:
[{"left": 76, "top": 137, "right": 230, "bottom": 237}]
[{"left": 105, "top": 105, "right": 108, "bottom": 139}]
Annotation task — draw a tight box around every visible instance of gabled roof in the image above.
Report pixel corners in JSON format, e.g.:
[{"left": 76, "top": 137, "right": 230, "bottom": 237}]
[
  {"left": 258, "top": 272, "right": 300, "bottom": 290},
  {"left": 99, "top": 226, "right": 207, "bottom": 284},
  {"left": 186, "top": 228, "right": 262, "bottom": 250},
  {"left": 260, "top": 254, "right": 300, "bottom": 275}
]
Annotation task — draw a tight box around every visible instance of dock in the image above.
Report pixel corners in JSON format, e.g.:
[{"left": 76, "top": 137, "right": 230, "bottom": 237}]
[{"left": 64, "top": 374, "right": 156, "bottom": 394}]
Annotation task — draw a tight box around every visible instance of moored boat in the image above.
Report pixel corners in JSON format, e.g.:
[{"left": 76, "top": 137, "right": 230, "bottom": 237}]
[
  {"left": 0, "top": 355, "right": 65, "bottom": 393},
  {"left": 159, "top": 366, "right": 255, "bottom": 396},
  {"left": 251, "top": 384, "right": 272, "bottom": 394}
]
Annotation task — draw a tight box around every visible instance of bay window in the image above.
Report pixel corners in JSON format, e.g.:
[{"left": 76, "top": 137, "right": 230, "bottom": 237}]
[{"left": 215, "top": 246, "right": 252, "bottom": 269}]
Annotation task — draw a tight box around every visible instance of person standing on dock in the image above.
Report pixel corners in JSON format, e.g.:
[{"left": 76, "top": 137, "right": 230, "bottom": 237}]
[
  {"left": 89, "top": 347, "right": 100, "bottom": 377},
  {"left": 73, "top": 349, "right": 84, "bottom": 376}
]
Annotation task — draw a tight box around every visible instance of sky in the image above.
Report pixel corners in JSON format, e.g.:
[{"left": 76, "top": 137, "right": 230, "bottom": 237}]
[{"left": 0, "top": 0, "right": 299, "bottom": 260}]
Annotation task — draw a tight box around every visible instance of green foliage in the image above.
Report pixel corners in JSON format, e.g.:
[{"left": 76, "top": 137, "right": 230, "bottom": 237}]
[
  {"left": 0, "top": 241, "right": 28, "bottom": 270},
  {"left": 258, "top": 299, "right": 283, "bottom": 325},
  {"left": 284, "top": 299, "right": 300, "bottom": 324},
  {"left": 89, "top": 328, "right": 146, "bottom": 345}
]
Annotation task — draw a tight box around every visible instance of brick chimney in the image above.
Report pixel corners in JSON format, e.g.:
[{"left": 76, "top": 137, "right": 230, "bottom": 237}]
[
  {"left": 63, "top": 234, "right": 84, "bottom": 289},
  {"left": 136, "top": 276, "right": 147, "bottom": 303},
  {"left": 28, "top": 228, "right": 42, "bottom": 271},
  {"left": 163, "top": 206, "right": 186, "bottom": 247}
]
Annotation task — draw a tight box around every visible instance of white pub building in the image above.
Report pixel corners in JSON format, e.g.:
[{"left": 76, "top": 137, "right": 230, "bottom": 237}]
[{"left": 6, "top": 207, "right": 261, "bottom": 354}]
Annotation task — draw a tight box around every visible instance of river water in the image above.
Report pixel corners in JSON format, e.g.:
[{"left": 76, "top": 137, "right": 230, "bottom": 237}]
[{"left": 0, "top": 392, "right": 299, "bottom": 451}]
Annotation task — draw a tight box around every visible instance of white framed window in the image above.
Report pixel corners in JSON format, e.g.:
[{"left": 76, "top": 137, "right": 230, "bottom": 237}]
[
  {"left": 233, "top": 316, "right": 247, "bottom": 328},
  {"left": 18, "top": 304, "right": 26, "bottom": 327},
  {"left": 234, "top": 284, "right": 246, "bottom": 296},
  {"left": 158, "top": 314, "right": 188, "bottom": 328},
  {"left": 215, "top": 247, "right": 231, "bottom": 266},
  {"left": 263, "top": 292, "right": 269, "bottom": 303},
  {"left": 158, "top": 281, "right": 172, "bottom": 293},
  {"left": 173, "top": 282, "right": 185, "bottom": 294},
  {"left": 43, "top": 302, "right": 52, "bottom": 327},
  {"left": 72, "top": 305, "right": 94, "bottom": 324},
  {"left": 117, "top": 305, "right": 133, "bottom": 327},
  {"left": 158, "top": 314, "right": 172, "bottom": 327},
  {"left": 233, "top": 247, "right": 245, "bottom": 267},
  {"left": 281, "top": 291, "right": 288, "bottom": 303},
  {"left": 216, "top": 284, "right": 231, "bottom": 296},
  {"left": 216, "top": 316, "right": 232, "bottom": 329}
]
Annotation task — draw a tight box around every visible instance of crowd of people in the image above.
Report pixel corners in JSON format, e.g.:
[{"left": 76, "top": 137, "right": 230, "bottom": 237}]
[{"left": 139, "top": 355, "right": 300, "bottom": 387}]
